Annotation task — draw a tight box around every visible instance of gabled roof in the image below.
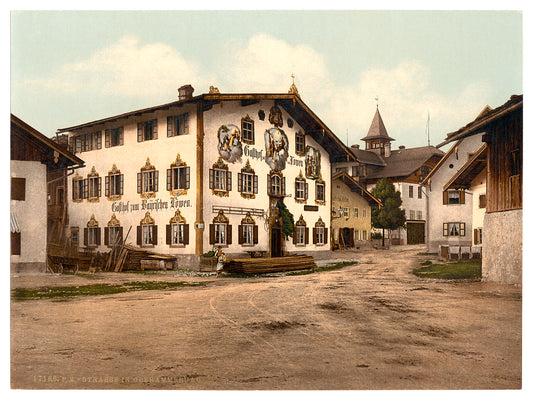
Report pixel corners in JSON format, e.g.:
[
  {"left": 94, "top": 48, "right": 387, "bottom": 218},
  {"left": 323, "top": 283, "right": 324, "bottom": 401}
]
[
  {"left": 349, "top": 146, "right": 386, "bottom": 166},
  {"left": 361, "top": 107, "right": 395, "bottom": 142},
  {"left": 332, "top": 171, "right": 382, "bottom": 206},
  {"left": 443, "top": 144, "right": 487, "bottom": 191},
  {"left": 420, "top": 139, "right": 463, "bottom": 186},
  {"left": 365, "top": 145, "right": 444, "bottom": 180},
  {"left": 437, "top": 94, "right": 523, "bottom": 148},
  {"left": 57, "top": 92, "right": 355, "bottom": 163},
  {"left": 11, "top": 114, "right": 84, "bottom": 168}
]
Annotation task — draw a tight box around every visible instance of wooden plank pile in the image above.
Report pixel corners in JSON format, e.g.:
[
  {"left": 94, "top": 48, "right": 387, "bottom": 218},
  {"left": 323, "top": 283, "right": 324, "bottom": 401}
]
[
  {"left": 117, "top": 244, "right": 177, "bottom": 271},
  {"left": 223, "top": 254, "right": 317, "bottom": 274}
]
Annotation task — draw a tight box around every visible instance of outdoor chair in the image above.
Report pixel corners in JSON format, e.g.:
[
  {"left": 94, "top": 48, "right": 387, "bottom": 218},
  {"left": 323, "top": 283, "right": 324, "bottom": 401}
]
[{"left": 448, "top": 246, "right": 460, "bottom": 261}]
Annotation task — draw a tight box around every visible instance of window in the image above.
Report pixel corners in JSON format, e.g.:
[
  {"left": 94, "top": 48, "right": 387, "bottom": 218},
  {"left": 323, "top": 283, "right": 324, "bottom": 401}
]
[
  {"left": 137, "top": 212, "right": 157, "bottom": 247},
  {"left": 56, "top": 187, "right": 65, "bottom": 205},
  {"left": 418, "top": 186, "right": 423, "bottom": 199},
  {"left": 104, "top": 127, "right": 124, "bottom": 148},
  {"left": 137, "top": 158, "right": 159, "bottom": 197},
  {"left": 354, "top": 230, "right": 359, "bottom": 241},
  {"left": 105, "top": 214, "right": 123, "bottom": 247},
  {"left": 106, "top": 164, "right": 124, "bottom": 198},
  {"left": 312, "top": 218, "right": 328, "bottom": 246},
  {"left": 238, "top": 160, "right": 258, "bottom": 199},
  {"left": 11, "top": 177, "right": 25, "bottom": 201},
  {"left": 166, "top": 210, "right": 189, "bottom": 247},
  {"left": 86, "top": 167, "right": 101, "bottom": 201},
  {"left": 11, "top": 232, "right": 21, "bottom": 255},
  {"left": 209, "top": 210, "right": 232, "bottom": 247},
  {"left": 241, "top": 115, "right": 254, "bottom": 144},
  {"left": 84, "top": 215, "right": 101, "bottom": 248},
  {"left": 362, "top": 208, "right": 366, "bottom": 218},
  {"left": 315, "top": 177, "right": 326, "bottom": 205},
  {"left": 409, "top": 185, "right": 414, "bottom": 198},
  {"left": 416, "top": 210, "right": 423, "bottom": 220},
  {"left": 70, "top": 227, "right": 79, "bottom": 248},
  {"left": 362, "top": 230, "right": 367, "bottom": 240},
  {"left": 294, "top": 171, "right": 308, "bottom": 203},
  {"left": 443, "top": 190, "right": 465, "bottom": 205},
  {"left": 352, "top": 165, "right": 367, "bottom": 177},
  {"left": 479, "top": 194, "right": 486, "bottom": 209},
  {"left": 409, "top": 210, "right": 415, "bottom": 220},
  {"left": 238, "top": 213, "right": 258, "bottom": 246},
  {"left": 474, "top": 228, "right": 483, "bottom": 245},
  {"left": 73, "top": 131, "right": 102, "bottom": 153},
  {"left": 167, "top": 113, "right": 189, "bottom": 137},
  {"left": 167, "top": 154, "right": 190, "bottom": 195},
  {"left": 293, "top": 215, "right": 308, "bottom": 246},
  {"left": 209, "top": 158, "right": 232, "bottom": 197},
  {"left": 72, "top": 174, "right": 85, "bottom": 202},
  {"left": 443, "top": 222, "right": 466, "bottom": 237},
  {"left": 137, "top": 119, "right": 158, "bottom": 142},
  {"left": 295, "top": 131, "right": 306, "bottom": 156},
  {"left": 268, "top": 171, "right": 285, "bottom": 197},
  {"left": 354, "top": 208, "right": 359, "bottom": 218}
]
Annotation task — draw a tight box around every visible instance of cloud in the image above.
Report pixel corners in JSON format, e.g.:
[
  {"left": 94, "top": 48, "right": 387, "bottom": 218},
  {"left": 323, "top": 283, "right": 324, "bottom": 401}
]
[
  {"left": 24, "top": 35, "right": 207, "bottom": 99},
  {"left": 220, "top": 34, "right": 492, "bottom": 147}
]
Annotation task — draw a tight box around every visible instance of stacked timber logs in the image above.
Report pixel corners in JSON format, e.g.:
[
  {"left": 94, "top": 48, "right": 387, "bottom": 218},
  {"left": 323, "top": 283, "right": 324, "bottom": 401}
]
[
  {"left": 223, "top": 255, "right": 317, "bottom": 274},
  {"left": 117, "top": 244, "right": 176, "bottom": 271}
]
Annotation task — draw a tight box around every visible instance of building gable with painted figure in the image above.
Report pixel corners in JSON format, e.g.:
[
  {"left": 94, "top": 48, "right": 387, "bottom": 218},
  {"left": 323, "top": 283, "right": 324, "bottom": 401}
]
[
  {"left": 332, "top": 106, "right": 444, "bottom": 246},
  {"left": 58, "top": 84, "right": 354, "bottom": 269}
]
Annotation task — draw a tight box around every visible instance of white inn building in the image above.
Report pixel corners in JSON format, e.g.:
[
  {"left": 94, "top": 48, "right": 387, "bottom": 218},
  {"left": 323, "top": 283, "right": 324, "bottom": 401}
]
[{"left": 58, "top": 84, "right": 354, "bottom": 269}]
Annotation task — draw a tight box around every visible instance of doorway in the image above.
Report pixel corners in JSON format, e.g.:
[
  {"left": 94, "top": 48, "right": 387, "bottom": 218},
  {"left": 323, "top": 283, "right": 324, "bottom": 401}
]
[{"left": 271, "top": 228, "right": 282, "bottom": 257}]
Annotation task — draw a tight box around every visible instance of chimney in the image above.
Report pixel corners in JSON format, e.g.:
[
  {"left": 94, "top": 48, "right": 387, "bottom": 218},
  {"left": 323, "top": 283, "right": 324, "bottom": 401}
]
[
  {"left": 351, "top": 144, "right": 360, "bottom": 149},
  {"left": 178, "top": 84, "right": 194, "bottom": 101},
  {"left": 399, "top": 145, "right": 406, "bottom": 150}
]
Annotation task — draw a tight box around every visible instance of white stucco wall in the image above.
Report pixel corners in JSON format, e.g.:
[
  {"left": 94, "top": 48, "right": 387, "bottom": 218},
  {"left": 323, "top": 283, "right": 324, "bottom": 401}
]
[
  {"left": 66, "top": 98, "right": 334, "bottom": 265},
  {"left": 11, "top": 160, "right": 48, "bottom": 270},
  {"left": 470, "top": 169, "right": 486, "bottom": 242},
  {"left": 425, "top": 133, "right": 484, "bottom": 252}
]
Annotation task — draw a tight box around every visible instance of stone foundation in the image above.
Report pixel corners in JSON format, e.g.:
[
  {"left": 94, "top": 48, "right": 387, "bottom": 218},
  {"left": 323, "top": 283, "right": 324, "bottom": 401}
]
[
  {"left": 11, "top": 262, "right": 47, "bottom": 274},
  {"left": 482, "top": 209, "right": 522, "bottom": 285}
]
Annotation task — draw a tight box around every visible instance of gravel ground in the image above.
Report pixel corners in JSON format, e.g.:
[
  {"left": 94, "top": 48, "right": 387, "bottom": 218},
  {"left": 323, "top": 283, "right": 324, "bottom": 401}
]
[{"left": 11, "top": 245, "right": 522, "bottom": 390}]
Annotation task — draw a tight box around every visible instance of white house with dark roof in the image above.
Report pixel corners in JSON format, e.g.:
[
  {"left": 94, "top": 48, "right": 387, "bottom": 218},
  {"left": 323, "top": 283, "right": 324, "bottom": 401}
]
[
  {"left": 57, "top": 84, "right": 354, "bottom": 269},
  {"left": 333, "top": 106, "right": 444, "bottom": 246}
]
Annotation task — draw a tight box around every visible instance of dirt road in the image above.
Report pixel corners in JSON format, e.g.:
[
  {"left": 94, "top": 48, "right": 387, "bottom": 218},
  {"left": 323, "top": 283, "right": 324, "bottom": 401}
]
[{"left": 11, "top": 246, "right": 521, "bottom": 390}]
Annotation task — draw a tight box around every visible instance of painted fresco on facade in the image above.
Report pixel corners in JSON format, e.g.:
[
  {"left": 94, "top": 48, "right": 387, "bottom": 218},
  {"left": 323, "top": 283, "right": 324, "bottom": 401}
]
[
  {"left": 264, "top": 127, "right": 289, "bottom": 171},
  {"left": 217, "top": 124, "right": 242, "bottom": 163},
  {"left": 305, "top": 145, "right": 321, "bottom": 179}
]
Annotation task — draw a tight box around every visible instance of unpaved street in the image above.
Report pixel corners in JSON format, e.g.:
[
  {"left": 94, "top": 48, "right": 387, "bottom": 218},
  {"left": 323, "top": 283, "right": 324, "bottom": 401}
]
[{"left": 11, "top": 246, "right": 521, "bottom": 390}]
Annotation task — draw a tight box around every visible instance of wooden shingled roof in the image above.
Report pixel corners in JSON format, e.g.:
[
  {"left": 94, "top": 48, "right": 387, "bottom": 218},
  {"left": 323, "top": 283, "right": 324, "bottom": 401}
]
[
  {"left": 57, "top": 92, "right": 355, "bottom": 163},
  {"left": 443, "top": 143, "right": 487, "bottom": 191},
  {"left": 437, "top": 94, "right": 523, "bottom": 148},
  {"left": 361, "top": 107, "right": 395, "bottom": 142},
  {"left": 332, "top": 171, "right": 382, "bottom": 206}
]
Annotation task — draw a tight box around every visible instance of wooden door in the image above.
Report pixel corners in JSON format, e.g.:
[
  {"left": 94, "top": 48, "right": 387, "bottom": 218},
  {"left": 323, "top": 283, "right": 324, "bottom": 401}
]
[
  {"left": 407, "top": 222, "right": 425, "bottom": 245},
  {"left": 271, "top": 228, "right": 282, "bottom": 257}
]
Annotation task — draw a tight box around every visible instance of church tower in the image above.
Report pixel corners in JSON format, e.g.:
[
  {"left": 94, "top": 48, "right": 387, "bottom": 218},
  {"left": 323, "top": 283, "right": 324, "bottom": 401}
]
[{"left": 361, "top": 106, "right": 395, "bottom": 157}]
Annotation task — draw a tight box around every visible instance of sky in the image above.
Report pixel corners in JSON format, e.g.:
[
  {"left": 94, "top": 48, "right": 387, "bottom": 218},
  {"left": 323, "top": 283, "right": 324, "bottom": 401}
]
[{"left": 10, "top": 9, "right": 523, "bottom": 151}]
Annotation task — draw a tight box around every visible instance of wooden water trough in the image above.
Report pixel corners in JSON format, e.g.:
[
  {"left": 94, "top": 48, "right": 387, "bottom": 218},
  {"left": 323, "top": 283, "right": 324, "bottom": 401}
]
[{"left": 223, "top": 254, "right": 317, "bottom": 274}]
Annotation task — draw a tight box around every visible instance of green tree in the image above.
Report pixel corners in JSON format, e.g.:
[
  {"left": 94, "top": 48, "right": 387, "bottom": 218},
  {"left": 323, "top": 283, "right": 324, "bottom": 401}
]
[
  {"left": 371, "top": 178, "right": 406, "bottom": 246},
  {"left": 277, "top": 201, "right": 295, "bottom": 239}
]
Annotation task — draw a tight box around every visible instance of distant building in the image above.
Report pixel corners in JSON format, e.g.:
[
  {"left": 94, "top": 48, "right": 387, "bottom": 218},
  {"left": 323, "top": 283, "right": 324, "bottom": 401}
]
[
  {"left": 436, "top": 95, "right": 522, "bottom": 284},
  {"left": 10, "top": 115, "right": 84, "bottom": 272},
  {"left": 333, "top": 107, "right": 444, "bottom": 245},
  {"left": 331, "top": 171, "right": 382, "bottom": 248}
]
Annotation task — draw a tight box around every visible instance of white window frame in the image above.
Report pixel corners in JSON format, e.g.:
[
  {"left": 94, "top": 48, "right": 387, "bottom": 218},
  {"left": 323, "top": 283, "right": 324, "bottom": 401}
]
[
  {"left": 448, "top": 190, "right": 460, "bottom": 204},
  {"left": 171, "top": 223, "right": 186, "bottom": 246},
  {"left": 87, "top": 227, "right": 98, "bottom": 247},
  {"left": 143, "top": 170, "right": 156, "bottom": 193},
  {"left": 241, "top": 172, "right": 254, "bottom": 195},
  {"left": 108, "top": 226, "right": 121, "bottom": 246},
  {"left": 242, "top": 224, "right": 254, "bottom": 246},
  {"left": 109, "top": 173, "right": 122, "bottom": 196},
  {"left": 316, "top": 182, "right": 325, "bottom": 202},
  {"left": 296, "top": 226, "right": 306, "bottom": 246},
  {"left": 416, "top": 210, "right": 423, "bottom": 220},
  {"left": 142, "top": 225, "right": 155, "bottom": 246},
  {"left": 295, "top": 180, "right": 306, "bottom": 201},
  {"left": 88, "top": 176, "right": 99, "bottom": 199},
  {"left": 241, "top": 118, "right": 254, "bottom": 143},
  {"left": 271, "top": 175, "right": 282, "bottom": 196},
  {"left": 214, "top": 223, "right": 227, "bottom": 246},
  {"left": 315, "top": 227, "right": 325, "bottom": 245},
  {"left": 171, "top": 166, "right": 188, "bottom": 190},
  {"left": 213, "top": 169, "right": 227, "bottom": 191}
]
